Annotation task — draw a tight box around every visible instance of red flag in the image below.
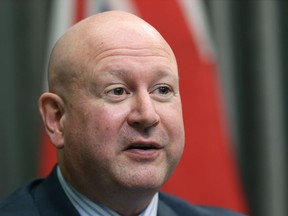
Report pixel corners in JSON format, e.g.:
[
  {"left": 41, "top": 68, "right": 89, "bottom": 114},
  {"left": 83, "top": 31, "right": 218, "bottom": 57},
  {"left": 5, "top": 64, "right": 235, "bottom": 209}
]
[{"left": 38, "top": 0, "right": 247, "bottom": 213}]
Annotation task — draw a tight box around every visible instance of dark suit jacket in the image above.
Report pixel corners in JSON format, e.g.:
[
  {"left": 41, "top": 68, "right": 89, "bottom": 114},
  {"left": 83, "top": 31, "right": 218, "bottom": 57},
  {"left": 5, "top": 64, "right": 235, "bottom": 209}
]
[{"left": 0, "top": 167, "right": 244, "bottom": 216}]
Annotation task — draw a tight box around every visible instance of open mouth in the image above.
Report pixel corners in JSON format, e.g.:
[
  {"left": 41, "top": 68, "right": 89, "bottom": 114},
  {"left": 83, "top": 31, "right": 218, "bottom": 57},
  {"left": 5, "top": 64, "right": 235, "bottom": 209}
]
[
  {"left": 127, "top": 144, "right": 159, "bottom": 151},
  {"left": 124, "top": 142, "right": 162, "bottom": 160}
]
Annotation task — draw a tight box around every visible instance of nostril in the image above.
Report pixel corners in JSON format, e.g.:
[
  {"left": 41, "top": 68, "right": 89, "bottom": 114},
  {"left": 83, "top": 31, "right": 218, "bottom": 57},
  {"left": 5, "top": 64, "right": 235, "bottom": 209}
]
[
  {"left": 129, "top": 116, "right": 160, "bottom": 128},
  {"left": 151, "top": 119, "right": 160, "bottom": 127}
]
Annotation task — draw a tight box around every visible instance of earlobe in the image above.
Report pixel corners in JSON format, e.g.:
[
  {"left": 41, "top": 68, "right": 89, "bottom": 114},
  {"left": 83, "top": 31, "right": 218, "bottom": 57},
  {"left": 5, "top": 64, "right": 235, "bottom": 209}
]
[{"left": 38, "top": 92, "right": 65, "bottom": 149}]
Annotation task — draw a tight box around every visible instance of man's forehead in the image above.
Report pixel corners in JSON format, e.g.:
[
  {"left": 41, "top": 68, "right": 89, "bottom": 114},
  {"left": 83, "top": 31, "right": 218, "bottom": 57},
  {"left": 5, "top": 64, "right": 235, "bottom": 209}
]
[
  {"left": 49, "top": 11, "right": 177, "bottom": 89},
  {"left": 77, "top": 17, "right": 176, "bottom": 70}
]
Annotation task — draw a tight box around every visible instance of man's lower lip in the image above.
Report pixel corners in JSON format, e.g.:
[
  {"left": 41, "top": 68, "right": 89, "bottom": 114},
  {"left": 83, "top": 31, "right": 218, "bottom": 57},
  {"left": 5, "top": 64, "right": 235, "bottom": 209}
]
[{"left": 124, "top": 149, "right": 160, "bottom": 160}]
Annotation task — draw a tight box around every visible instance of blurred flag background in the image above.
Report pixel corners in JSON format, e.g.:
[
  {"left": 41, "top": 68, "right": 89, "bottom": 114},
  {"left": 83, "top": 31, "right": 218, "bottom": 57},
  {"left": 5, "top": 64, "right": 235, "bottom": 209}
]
[{"left": 1, "top": 1, "right": 287, "bottom": 216}]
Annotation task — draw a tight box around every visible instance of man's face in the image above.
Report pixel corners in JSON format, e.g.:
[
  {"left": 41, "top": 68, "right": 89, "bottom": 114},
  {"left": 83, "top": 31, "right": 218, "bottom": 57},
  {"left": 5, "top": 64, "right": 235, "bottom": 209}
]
[{"left": 61, "top": 33, "right": 185, "bottom": 193}]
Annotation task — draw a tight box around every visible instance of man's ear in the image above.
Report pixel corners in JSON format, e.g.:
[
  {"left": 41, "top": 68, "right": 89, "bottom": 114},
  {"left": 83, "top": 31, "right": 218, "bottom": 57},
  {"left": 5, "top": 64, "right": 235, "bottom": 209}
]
[{"left": 38, "top": 92, "right": 66, "bottom": 149}]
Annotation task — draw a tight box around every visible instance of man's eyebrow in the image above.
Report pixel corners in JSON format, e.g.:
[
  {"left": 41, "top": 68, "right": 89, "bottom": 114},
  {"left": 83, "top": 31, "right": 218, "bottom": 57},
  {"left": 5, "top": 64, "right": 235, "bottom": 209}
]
[
  {"left": 155, "top": 70, "right": 179, "bottom": 82},
  {"left": 99, "top": 69, "right": 134, "bottom": 81},
  {"left": 102, "top": 69, "right": 178, "bottom": 80}
]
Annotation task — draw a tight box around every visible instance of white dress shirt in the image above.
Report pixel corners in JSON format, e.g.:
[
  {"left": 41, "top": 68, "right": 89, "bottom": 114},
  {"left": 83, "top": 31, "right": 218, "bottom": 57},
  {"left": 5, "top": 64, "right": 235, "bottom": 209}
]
[{"left": 57, "top": 166, "right": 158, "bottom": 216}]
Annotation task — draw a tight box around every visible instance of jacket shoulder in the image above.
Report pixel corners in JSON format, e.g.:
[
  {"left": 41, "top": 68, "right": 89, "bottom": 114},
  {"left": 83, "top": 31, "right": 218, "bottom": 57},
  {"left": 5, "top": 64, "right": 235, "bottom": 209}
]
[
  {"left": 0, "top": 166, "right": 79, "bottom": 216},
  {"left": 0, "top": 179, "right": 44, "bottom": 216},
  {"left": 158, "top": 192, "right": 245, "bottom": 216}
]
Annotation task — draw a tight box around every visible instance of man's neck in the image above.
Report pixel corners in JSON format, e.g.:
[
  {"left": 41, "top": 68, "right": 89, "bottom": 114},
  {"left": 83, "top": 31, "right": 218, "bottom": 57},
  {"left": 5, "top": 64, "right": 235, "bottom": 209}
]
[{"left": 57, "top": 166, "right": 159, "bottom": 216}]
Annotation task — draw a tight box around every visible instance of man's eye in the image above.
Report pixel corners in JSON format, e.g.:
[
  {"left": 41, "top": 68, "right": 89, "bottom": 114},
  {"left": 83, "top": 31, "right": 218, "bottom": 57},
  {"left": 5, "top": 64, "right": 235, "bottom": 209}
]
[
  {"left": 153, "top": 85, "right": 172, "bottom": 95},
  {"left": 157, "top": 86, "right": 171, "bottom": 94},
  {"left": 105, "top": 86, "right": 131, "bottom": 102},
  {"left": 112, "top": 87, "right": 125, "bottom": 95},
  {"left": 151, "top": 85, "right": 174, "bottom": 101}
]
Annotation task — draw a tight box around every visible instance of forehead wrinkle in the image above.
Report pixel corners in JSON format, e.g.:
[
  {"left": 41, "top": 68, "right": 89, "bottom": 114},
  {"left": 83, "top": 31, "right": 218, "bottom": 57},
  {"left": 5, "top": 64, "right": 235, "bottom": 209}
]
[
  {"left": 84, "top": 31, "right": 176, "bottom": 66},
  {"left": 87, "top": 45, "right": 177, "bottom": 76},
  {"left": 92, "top": 47, "right": 174, "bottom": 63}
]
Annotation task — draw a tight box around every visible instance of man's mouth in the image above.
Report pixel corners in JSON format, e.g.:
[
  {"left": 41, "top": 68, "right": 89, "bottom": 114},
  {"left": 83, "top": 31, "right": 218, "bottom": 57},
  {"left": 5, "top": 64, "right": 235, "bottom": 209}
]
[
  {"left": 124, "top": 141, "right": 162, "bottom": 160},
  {"left": 126, "top": 144, "right": 159, "bottom": 150}
]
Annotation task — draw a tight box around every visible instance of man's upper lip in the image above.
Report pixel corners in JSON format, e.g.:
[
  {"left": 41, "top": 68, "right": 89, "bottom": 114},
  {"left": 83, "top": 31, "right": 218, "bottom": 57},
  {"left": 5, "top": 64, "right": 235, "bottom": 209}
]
[{"left": 124, "top": 140, "right": 162, "bottom": 150}]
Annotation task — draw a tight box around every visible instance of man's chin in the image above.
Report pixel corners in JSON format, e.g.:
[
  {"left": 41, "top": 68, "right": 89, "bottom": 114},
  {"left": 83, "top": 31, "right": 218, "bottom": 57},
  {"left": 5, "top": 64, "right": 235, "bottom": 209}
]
[{"left": 115, "top": 171, "right": 169, "bottom": 192}]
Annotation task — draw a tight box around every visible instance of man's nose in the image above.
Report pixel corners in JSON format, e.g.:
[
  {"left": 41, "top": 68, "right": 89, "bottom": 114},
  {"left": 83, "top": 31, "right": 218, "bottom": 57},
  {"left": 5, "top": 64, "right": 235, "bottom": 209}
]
[{"left": 127, "top": 92, "right": 160, "bottom": 129}]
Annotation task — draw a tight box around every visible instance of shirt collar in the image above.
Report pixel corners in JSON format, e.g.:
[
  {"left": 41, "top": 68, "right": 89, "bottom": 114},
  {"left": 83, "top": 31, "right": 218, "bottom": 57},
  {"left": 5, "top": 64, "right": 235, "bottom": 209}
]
[{"left": 57, "top": 166, "right": 159, "bottom": 216}]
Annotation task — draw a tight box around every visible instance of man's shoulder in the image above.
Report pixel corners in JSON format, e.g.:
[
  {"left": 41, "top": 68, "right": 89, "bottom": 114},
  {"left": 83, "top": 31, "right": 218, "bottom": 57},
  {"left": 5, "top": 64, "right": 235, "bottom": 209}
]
[
  {"left": 0, "top": 178, "right": 44, "bottom": 216},
  {"left": 158, "top": 192, "right": 245, "bottom": 216},
  {"left": 0, "top": 167, "right": 79, "bottom": 216}
]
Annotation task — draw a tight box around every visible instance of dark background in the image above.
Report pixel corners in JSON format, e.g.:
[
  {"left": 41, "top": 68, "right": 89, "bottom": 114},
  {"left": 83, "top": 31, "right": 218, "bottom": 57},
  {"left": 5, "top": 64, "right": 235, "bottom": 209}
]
[{"left": 1, "top": 1, "right": 287, "bottom": 216}]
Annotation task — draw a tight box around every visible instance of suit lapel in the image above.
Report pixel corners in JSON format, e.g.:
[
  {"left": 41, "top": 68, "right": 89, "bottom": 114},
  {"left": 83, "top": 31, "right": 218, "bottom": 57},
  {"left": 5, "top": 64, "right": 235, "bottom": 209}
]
[
  {"left": 157, "top": 198, "right": 178, "bottom": 216},
  {"left": 32, "top": 166, "right": 79, "bottom": 216}
]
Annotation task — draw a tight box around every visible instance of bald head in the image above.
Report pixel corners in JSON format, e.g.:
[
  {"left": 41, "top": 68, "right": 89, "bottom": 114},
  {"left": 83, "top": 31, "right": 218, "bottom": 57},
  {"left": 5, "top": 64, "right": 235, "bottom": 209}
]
[{"left": 48, "top": 11, "right": 176, "bottom": 100}]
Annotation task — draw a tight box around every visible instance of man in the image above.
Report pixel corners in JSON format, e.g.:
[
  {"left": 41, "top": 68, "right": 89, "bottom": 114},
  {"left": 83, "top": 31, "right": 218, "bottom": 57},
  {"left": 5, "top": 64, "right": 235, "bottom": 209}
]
[{"left": 0, "top": 11, "right": 244, "bottom": 216}]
